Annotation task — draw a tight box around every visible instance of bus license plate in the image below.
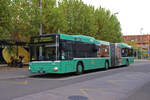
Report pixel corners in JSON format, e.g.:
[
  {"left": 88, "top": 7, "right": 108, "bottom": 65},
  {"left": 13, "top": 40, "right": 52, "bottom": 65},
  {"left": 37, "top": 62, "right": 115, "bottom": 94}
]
[{"left": 39, "top": 71, "right": 43, "bottom": 73}]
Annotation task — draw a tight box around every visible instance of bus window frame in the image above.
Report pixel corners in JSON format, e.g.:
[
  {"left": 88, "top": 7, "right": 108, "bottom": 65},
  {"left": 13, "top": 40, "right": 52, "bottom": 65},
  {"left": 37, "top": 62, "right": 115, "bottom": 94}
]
[
  {"left": 59, "top": 39, "right": 74, "bottom": 60},
  {"left": 121, "top": 48, "right": 134, "bottom": 57},
  {"left": 29, "top": 34, "right": 60, "bottom": 61}
]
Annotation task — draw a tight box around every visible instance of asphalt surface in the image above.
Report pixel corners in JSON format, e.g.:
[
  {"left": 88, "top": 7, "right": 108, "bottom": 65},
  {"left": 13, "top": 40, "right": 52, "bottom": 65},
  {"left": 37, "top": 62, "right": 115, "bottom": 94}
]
[
  {"left": 0, "top": 60, "right": 150, "bottom": 100},
  {"left": 124, "top": 79, "right": 150, "bottom": 100}
]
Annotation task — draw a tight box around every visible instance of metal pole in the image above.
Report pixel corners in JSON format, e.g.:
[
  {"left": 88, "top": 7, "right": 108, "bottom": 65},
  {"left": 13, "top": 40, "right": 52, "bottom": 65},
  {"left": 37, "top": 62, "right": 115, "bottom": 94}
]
[
  {"left": 56, "top": 35, "right": 58, "bottom": 60},
  {"left": 140, "top": 28, "right": 143, "bottom": 59},
  {"left": 148, "top": 34, "right": 150, "bottom": 58},
  {"left": 137, "top": 49, "right": 138, "bottom": 59},
  {"left": 40, "top": 24, "right": 42, "bottom": 35},
  {"left": 39, "top": 0, "right": 42, "bottom": 58},
  {"left": 40, "top": 0, "right": 42, "bottom": 35},
  {"left": 141, "top": 47, "right": 142, "bottom": 59}
]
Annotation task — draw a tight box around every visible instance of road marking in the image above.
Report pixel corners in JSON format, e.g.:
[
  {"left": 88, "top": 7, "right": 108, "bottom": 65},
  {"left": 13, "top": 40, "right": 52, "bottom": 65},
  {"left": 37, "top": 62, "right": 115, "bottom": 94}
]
[
  {"left": 0, "top": 80, "right": 28, "bottom": 85},
  {"left": 13, "top": 80, "right": 28, "bottom": 85},
  {"left": 107, "top": 80, "right": 119, "bottom": 86}
]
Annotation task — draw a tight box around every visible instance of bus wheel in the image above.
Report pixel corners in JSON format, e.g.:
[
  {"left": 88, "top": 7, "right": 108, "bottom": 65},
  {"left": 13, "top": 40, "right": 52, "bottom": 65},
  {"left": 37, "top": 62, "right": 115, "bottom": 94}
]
[
  {"left": 105, "top": 61, "right": 109, "bottom": 70},
  {"left": 126, "top": 60, "right": 129, "bottom": 66},
  {"left": 76, "top": 63, "right": 84, "bottom": 75}
]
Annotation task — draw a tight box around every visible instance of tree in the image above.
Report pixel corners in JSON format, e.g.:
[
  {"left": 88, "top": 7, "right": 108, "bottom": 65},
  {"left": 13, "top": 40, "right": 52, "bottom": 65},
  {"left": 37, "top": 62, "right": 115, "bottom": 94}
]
[
  {"left": 0, "top": 0, "right": 12, "bottom": 38},
  {"left": 0, "top": 0, "right": 122, "bottom": 43},
  {"left": 94, "top": 7, "right": 122, "bottom": 42},
  {"left": 58, "top": 0, "right": 122, "bottom": 42}
]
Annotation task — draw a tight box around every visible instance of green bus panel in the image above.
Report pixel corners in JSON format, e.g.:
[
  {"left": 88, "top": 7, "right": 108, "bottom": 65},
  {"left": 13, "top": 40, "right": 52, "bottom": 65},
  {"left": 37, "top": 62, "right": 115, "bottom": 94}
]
[
  {"left": 121, "top": 57, "right": 134, "bottom": 65},
  {"left": 60, "top": 60, "right": 77, "bottom": 73},
  {"left": 29, "top": 58, "right": 110, "bottom": 74},
  {"left": 29, "top": 61, "right": 63, "bottom": 74},
  {"left": 129, "top": 57, "right": 134, "bottom": 63},
  {"left": 74, "top": 58, "right": 110, "bottom": 70}
]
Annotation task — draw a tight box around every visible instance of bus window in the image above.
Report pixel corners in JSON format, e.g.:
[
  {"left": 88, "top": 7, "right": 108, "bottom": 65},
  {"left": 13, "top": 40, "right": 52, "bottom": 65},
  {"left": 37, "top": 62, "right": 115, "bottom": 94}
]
[
  {"left": 30, "top": 35, "right": 59, "bottom": 61},
  {"left": 74, "top": 42, "right": 97, "bottom": 58},
  {"left": 97, "top": 45, "right": 101, "bottom": 57},
  {"left": 60, "top": 40, "right": 73, "bottom": 60},
  {"left": 98, "top": 45, "right": 109, "bottom": 57},
  {"left": 128, "top": 49, "right": 133, "bottom": 57},
  {"left": 121, "top": 48, "right": 133, "bottom": 57},
  {"left": 121, "top": 49, "right": 125, "bottom": 57},
  {"left": 116, "top": 45, "right": 121, "bottom": 64}
]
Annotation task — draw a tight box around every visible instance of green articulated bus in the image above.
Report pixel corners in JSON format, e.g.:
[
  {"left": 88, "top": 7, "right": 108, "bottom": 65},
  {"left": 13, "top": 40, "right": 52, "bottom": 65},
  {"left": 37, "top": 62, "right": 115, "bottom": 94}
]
[{"left": 29, "top": 33, "right": 134, "bottom": 74}]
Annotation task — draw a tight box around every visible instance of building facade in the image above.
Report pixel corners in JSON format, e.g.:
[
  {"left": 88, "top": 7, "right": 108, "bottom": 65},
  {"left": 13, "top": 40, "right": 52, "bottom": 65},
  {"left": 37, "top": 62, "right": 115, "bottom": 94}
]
[{"left": 123, "top": 34, "right": 150, "bottom": 49}]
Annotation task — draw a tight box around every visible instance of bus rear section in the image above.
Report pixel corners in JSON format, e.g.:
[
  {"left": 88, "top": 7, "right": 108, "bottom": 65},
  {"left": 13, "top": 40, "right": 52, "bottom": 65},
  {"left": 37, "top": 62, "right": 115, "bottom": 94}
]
[{"left": 110, "top": 43, "right": 134, "bottom": 67}]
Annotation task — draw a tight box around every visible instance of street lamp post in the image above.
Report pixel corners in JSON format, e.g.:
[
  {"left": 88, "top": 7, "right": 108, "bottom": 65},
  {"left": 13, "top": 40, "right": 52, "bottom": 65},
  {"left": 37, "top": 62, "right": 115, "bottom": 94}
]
[
  {"left": 39, "top": 0, "right": 43, "bottom": 57},
  {"left": 40, "top": 0, "right": 42, "bottom": 35},
  {"left": 148, "top": 34, "right": 150, "bottom": 58},
  {"left": 140, "top": 28, "right": 143, "bottom": 59}
]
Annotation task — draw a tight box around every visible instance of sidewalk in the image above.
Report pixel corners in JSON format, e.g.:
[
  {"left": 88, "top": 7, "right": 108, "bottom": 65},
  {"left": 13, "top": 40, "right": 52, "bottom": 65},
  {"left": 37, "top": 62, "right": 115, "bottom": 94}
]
[
  {"left": 0, "top": 64, "right": 8, "bottom": 67},
  {"left": 0, "top": 66, "right": 30, "bottom": 80},
  {"left": 134, "top": 59, "right": 150, "bottom": 61}
]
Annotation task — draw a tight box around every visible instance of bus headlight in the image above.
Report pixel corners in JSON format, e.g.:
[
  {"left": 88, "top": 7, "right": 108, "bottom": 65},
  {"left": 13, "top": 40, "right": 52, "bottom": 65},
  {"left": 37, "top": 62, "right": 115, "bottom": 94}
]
[
  {"left": 53, "top": 67, "right": 58, "bottom": 72},
  {"left": 29, "top": 67, "right": 31, "bottom": 70}
]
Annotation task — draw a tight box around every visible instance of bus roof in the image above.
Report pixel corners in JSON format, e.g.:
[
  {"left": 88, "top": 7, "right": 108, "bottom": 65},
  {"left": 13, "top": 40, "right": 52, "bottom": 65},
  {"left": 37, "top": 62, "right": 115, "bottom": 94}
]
[
  {"left": 32, "top": 33, "right": 110, "bottom": 46},
  {"left": 60, "top": 34, "right": 110, "bottom": 45},
  {"left": 72, "top": 35, "right": 95, "bottom": 43},
  {"left": 99, "top": 40, "right": 110, "bottom": 45},
  {"left": 60, "top": 34, "right": 96, "bottom": 44},
  {"left": 116, "top": 43, "right": 132, "bottom": 48}
]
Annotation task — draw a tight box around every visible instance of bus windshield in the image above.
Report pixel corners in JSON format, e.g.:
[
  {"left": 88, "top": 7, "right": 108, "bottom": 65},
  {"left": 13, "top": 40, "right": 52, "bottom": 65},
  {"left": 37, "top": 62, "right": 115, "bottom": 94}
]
[{"left": 30, "top": 35, "right": 59, "bottom": 61}]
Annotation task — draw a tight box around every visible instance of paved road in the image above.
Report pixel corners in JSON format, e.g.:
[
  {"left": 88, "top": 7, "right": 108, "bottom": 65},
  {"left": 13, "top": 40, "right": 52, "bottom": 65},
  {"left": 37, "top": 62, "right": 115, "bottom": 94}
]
[
  {"left": 124, "top": 78, "right": 150, "bottom": 100},
  {"left": 0, "top": 61, "right": 150, "bottom": 100}
]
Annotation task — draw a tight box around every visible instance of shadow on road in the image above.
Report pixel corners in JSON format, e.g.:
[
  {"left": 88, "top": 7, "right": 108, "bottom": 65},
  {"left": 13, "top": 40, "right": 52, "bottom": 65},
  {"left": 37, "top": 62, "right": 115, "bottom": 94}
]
[{"left": 29, "top": 65, "right": 126, "bottom": 79}]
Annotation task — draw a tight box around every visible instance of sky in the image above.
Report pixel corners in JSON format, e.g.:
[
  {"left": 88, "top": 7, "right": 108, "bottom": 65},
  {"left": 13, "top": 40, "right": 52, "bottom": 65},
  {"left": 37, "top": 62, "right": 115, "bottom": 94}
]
[{"left": 82, "top": 0, "right": 150, "bottom": 35}]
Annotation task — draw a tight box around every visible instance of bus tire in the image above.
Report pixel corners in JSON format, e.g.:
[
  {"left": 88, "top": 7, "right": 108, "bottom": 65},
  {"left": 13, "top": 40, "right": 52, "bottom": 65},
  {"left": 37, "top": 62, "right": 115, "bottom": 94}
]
[
  {"left": 126, "top": 59, "right": 129, "bottom": 66},
  {"left": 105, "top": 61, "right": 109, "bottom": 70},
  {"left": 76, "top": 62, "right": 84, "bottom": 75}
]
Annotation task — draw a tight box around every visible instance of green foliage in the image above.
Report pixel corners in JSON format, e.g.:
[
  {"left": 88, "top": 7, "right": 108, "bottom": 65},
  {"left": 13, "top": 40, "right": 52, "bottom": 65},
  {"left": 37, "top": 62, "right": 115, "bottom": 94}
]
[
  {"left": 94, "top": 7, "right": 122, "bottom": 42},
  {"left": 0, "top": 0, "right": 11, "bottom": 38},
  {"left": 124, "top": 41, "right": 138, "bottom": 49},
  {"left": 0, "top": 0, "right": 122, "bottom": 42}
]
